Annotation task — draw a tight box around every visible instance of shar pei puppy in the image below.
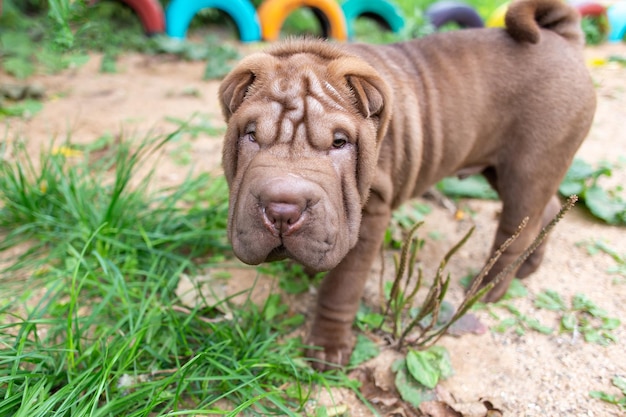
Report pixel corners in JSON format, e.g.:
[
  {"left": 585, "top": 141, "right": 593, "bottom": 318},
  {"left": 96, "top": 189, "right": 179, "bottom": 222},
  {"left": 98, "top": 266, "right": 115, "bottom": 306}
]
[{"left": 218, "top": 0, "right": 596, "bottom": 369}]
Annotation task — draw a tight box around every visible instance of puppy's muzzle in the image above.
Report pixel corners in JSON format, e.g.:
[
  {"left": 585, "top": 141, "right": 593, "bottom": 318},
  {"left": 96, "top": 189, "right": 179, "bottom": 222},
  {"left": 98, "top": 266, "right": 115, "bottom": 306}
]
[
  {"left": 257, "top": 175, "right": 316, "bottom": 238},
  {"left": 262, "top": 202, "right": 305, "bottom": 236}
]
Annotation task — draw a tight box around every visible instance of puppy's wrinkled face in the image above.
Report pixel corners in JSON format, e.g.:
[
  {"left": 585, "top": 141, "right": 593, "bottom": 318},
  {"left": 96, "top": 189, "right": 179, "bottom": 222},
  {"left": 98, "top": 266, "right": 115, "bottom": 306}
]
[{"left": 219, "top": 44, "right": 391, "bottom": 271}]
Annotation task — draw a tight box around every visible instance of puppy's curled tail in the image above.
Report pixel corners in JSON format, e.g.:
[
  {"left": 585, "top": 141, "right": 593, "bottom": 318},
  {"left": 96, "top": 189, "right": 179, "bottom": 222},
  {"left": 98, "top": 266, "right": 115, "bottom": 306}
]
[{"left": 505, "top": 0, "right": 583, "bottom": 45}]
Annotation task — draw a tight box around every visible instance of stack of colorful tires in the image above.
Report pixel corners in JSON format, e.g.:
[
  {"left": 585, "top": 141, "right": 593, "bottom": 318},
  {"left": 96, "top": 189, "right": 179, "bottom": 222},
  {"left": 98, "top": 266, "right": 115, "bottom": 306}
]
[
  {"left": 80, "top": 0, "right": 626, "bottom": 44},
  {"left": 83, "top": 0, "right": 406, "bottom": 42},
  {"left": 165, "top": 0, "right": 407, "bottom": 42}
]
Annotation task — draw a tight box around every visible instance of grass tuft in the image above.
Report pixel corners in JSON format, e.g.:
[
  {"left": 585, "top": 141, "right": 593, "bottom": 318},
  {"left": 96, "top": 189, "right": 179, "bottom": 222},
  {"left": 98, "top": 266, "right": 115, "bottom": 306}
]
[
  {"left": 0, "top": 131, "right": 228, "bottom": 279},
  {"left": 0, "top": 131, "right": 339, "bottom": 415}
]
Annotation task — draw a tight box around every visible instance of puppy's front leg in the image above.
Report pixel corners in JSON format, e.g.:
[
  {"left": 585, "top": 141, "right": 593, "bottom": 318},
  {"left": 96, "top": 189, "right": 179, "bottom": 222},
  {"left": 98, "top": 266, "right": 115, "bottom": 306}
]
[{"left": 306, "top": 208, "right": 391, "bottom": 370}]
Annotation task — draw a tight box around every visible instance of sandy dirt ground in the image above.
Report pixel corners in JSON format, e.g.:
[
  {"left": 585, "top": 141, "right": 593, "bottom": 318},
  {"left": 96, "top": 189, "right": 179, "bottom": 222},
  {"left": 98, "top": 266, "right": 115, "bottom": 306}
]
[{"left": 2, "top": 41, "right": 626, "bottom": 416}]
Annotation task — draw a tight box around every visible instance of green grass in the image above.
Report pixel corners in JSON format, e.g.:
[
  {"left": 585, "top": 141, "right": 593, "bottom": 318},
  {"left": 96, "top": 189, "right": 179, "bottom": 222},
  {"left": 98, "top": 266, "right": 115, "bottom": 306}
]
[
  {"left": 0, "top": 0, "right": 150, "bottom": 78},
  {"left": 0, "top": 131, "right": 228, "bottom": 277},
  {"left": 0, "top": 131, "right": 347, "bottom": 416},
  {"left": 0, "top": 0, "right": 239, "bottom": 80}
]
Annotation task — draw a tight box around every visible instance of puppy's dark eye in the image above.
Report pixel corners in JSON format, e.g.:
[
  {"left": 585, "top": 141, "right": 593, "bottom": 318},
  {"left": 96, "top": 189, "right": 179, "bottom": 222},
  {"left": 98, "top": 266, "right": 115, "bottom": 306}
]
[
  {"left": 244, "top": 123, "right": 256, "bottom": 142},
  {"left": 332, "top": 133, "right": 348, "bottom": 149}
]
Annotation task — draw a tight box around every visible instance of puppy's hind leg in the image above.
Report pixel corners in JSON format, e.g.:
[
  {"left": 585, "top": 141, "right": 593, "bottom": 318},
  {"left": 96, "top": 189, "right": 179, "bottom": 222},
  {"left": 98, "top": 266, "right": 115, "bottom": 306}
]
[
  {"left": 516, "top": 194, "right": 560, "bottom": 278},
  {"left": 477, "top": 163, "right": 565, "bottom": 302}
]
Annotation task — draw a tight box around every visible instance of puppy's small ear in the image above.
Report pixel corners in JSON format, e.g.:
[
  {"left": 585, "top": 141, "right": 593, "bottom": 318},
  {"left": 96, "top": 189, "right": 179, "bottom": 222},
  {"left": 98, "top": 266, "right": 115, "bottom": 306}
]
[
  {"left": 331, "top": 57, "right": 391, "bottom": 135},
  {"left": 332, "top": 59, "right": 392, "bottom": 204},
  {"left": 219, "top": 53, "right": 278, "bottom": 120},
  {"left": 346, "top": 75, "right": 385, "bottom": 119},
  {"left": 339, "top": 66, "right": 392, "bottom": 145},
  {"left": 219, "top": 69, "right": 255, "bottom": 121}
]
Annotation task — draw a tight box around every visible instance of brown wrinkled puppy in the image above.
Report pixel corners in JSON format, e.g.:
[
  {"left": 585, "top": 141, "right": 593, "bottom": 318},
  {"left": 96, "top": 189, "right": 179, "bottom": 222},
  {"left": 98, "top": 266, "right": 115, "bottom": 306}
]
[{"left": 219, "top": 0, "right": 596, "bottom": 369}]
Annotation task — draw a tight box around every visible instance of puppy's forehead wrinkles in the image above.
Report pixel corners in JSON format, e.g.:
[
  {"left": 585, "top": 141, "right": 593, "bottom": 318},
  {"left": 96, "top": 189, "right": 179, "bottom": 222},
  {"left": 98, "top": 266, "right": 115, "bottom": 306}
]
[
  {"left": 259, "top": 64, "right": 351, "bottom": 149},
  {"left": 267, "top": 66, "right": 347, "bottom": 112},
  {"left": 305, "top": 70, "right": 347, "bottom": 112},
  {"left": 269, "top": 72, "right": 304, "bottom": 101},
  {"left": 280, "top": 117, "right": 294, "bottom": 143},
  {"left": 256, "top": 101, "right": 282, "bottom": 144},
  {"left": 322, "top": 81, "right": 346, "bottom": 108}
]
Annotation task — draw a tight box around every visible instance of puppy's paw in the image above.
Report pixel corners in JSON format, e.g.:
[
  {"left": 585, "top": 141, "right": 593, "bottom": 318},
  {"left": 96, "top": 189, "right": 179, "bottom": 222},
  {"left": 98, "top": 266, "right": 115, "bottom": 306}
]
[
  {"left": 305, "top": 332, "right": 355, "bottom": 371},
  {"left": 481, "top": 282, "right": 509, "bottom": 303},
  {"left": 516, "top": 249, "right": 544, "bottom": 278}
]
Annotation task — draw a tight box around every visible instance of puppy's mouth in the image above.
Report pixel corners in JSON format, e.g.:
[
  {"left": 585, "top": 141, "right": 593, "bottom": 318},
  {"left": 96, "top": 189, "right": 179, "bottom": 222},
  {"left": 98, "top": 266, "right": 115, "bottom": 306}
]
[{"left": 265, "top": 244, "right": 288, "bottom": 262}]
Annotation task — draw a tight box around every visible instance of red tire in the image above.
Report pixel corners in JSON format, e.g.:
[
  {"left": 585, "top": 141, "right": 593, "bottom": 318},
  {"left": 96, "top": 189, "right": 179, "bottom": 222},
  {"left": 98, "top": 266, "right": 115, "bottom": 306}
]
[
  {"left": 574, "top": 2, "right": 606, "bottom": 18},
  {"left": 90, "top": 0, "right": 165, "bottom": 35},
  {"left": 120, "top": 0, "right": 165, "bottom": 35}
]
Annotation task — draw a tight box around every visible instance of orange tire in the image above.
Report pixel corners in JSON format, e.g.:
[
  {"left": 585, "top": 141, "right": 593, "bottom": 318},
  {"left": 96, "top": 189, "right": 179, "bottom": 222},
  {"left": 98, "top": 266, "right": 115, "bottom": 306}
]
[{"left": 258, "top": 0, "right": 348, "bottom": 41}]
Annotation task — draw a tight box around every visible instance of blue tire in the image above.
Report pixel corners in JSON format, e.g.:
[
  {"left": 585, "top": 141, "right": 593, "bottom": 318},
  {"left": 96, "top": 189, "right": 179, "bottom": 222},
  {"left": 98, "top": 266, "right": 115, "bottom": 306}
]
[
  {"left": 425, "top": 1, "right": 484, "bottom": 29},
  {"left": 607, "top": 2, "right": 626, "bottom": 43},
  {"left": 166, "top": 0, "right": 261, "bottom": 42},
  {"left": 341, "top": 0, "right": 405, "bottom": 39}
]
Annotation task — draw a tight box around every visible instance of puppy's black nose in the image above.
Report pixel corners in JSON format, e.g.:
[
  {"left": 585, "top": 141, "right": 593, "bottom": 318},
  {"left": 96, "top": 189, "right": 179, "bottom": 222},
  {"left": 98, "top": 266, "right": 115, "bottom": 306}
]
[{"left": 264, "top": 202, "right": 304, "bottom": 235}]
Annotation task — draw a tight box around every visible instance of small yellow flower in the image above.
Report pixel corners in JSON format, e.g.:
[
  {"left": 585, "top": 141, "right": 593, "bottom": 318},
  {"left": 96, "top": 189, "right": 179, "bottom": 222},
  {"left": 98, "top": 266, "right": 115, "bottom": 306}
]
[
  {"left": 51, "top": 145, "right": 83, "bottom": 158},
  {"left": 587, "top": 57, "right": 606, "bottom": 68},
  {"left": 40, "top": 180, "right": 48, "bottom": 194}
]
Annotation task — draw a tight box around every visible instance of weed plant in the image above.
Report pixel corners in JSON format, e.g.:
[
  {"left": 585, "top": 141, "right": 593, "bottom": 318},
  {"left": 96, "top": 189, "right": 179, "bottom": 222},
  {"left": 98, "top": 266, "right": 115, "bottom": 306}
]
[{"left": 374, "top": 197, "right": 579, "bottom": 407}]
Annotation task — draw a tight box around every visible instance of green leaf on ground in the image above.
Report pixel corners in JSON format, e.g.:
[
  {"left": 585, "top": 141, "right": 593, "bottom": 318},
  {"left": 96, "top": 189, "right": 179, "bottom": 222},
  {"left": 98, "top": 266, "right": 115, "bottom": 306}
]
[
  {"left": 393, "top": 359, "right": 437, "bottom": 408},
  {"left": 349, "top": 334, "right": 380, "bottom": 367},
  {"left": 523, "top": 317, "right": 554, "bottom": 334},
  {"left": 355, "top": 304, "right": 385, "bottom": 331},
  {"left": 492, "top": 317, "right": 518, "bottom": 333},
  {"left": 614, "top": 376, "right": 626, "bottom": 394},
  {"left": 572, "top": 294, "right": 607, "bottom": 317},
  {"left": 406, "top": 350, "right": 439, "bottom": 388},
  {"left": 560, "top": 158, "right": 626, "bottom": 225},
  {"left": 535, "top": 290, "right": 567, "bottom": 311},
  {"left": 561, "top": 313, "right": 578, "bottom": 331},
  {"left": 435, "top": 159, "right": 626, "bottom": 225},
  {"left": 436, "top": 175, "right": 498, "bottom": 200},
  {"left": 591, "top": 376, "right": 626, "bottom": 410},
  {"left": 590, "top": 390, "right": 620, "bottom": 404},
  {"left": 501, "top": 279, "right": 528, "bottom": 300},
  {"left": 405, "top": 346, "right": 453, "bottom": 389},
  {"left": 0, "top": 99, "right": 43, "bottom": 118},
  {"left": 584, "top": 185, "right": 626, "bottom": 225}
]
